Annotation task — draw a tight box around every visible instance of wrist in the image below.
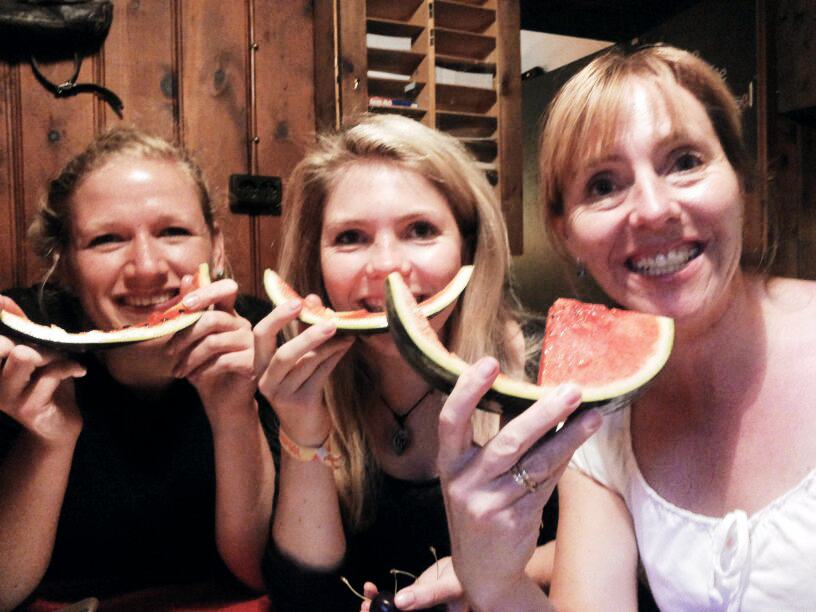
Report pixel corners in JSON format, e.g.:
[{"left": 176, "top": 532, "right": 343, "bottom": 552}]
[
  {"left": 467, "top": 574, "right": 551, "bottom": 612},
  {"left": 279, "top": 427, "right": 342, "bottom": 469}
]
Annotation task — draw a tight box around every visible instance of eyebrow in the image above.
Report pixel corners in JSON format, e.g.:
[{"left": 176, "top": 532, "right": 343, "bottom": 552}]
[{"left": 580, "top": 126, "right": 698, "bottom": 173}]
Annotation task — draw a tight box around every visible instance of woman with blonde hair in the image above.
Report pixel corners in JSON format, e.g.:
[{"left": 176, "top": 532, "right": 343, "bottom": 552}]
[
  {"left": 256, "top": 113, "right": 555, "bottom": 610},
  {"left": 439, "top": 44, "right": 816, "bottom": 611}
]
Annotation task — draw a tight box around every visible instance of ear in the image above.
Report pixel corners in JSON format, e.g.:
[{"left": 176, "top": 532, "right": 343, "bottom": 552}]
[{"left": 210, "top": 224, "right": 226, "bottom": 278}]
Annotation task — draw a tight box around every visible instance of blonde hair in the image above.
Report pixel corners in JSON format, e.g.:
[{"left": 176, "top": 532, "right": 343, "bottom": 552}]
[
  {"left": 278, "top": 114, "right": 520, "bottom": 527},
  {"left": 29, "top": 126, "right": 218, "bottom": 282},
  {"left": 538, "top": 45, "right": 753, "bottom": 258}
]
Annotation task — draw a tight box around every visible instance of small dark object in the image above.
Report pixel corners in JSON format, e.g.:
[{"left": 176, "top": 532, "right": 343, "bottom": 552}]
[
  {"left": 370, "top": 591, "right": 399, "bottom": 612},
  {"left": 229, "top": 174, "right": 282, "bottom": 215}
]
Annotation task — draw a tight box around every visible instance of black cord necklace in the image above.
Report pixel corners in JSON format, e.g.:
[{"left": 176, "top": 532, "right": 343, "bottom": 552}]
[{"left": 379, "top": 388, "right": 435, "bottom": 456}]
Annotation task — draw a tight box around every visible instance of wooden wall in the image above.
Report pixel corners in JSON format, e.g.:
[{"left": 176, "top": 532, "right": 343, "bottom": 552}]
[{"left": 0, "top": 0, "right": 316, "bottom": 297}]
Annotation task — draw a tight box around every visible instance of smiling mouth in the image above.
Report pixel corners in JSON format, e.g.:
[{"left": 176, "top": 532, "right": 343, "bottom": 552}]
[
  {"left": 119, "top": 292, "right": 178, "bottom": 308},
  {"left": 626, "top": 243, "right": 702, "bottom": 276}
]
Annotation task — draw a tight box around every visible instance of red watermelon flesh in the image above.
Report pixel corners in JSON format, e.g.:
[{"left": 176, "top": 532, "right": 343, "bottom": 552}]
[{"left": 538, "top": 298, "right": 669, "bottom": 389}]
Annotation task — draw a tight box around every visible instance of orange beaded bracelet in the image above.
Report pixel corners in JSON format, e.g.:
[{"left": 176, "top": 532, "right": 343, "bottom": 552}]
[{"left": 279, "top": 427, "right": 342, "bottom": 469}]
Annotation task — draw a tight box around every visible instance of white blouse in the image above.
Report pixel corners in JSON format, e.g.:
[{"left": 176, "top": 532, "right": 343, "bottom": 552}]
[{"left": 569, "top": 407, "right": 816, "bottom": 611}]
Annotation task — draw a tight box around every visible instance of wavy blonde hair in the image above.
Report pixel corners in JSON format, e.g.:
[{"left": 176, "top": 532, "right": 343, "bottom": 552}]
[
  {"left": 538, "top": 44, "right": 753, "bottom": 259},
  {"left": 277, "top": 114, "right": 521, "bottom": 527}
]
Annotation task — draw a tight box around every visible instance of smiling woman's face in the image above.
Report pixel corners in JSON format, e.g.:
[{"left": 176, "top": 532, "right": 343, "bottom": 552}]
[
  {"left": 557, "top": 78, "right": 744, "bottom": 330},
  {"left": 65, "top": 154, "right": 222, "bottom": 330},
  {"left": 319, "top": 160, "right": 463, "bottom": 354}
]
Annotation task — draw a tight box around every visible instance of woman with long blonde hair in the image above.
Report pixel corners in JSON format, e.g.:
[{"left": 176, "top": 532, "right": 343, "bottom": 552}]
[{"left": 255, "top": 114, "right": 553, "bottom": 610}]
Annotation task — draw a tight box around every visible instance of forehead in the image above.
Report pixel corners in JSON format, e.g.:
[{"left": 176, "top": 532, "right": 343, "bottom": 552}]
[
  {"left": 323, "top": 160, "right": 451, "bottom": 221},
  {"left": 70, "top": 155, "right": 203, "bottom": 226},
  {"left": 572, "top": 78, "right": 701, "bottom": 170}
]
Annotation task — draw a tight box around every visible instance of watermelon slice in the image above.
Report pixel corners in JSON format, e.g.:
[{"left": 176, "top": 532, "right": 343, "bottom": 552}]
[
  {"left": 385, "top": 272, "right": 674, "bottom": 414},
  {"left": 263, "top": 265, "right": 473, "bottom": 333},
  {"left": 0, "top": 263, "right": 211, "bottom": 352}
]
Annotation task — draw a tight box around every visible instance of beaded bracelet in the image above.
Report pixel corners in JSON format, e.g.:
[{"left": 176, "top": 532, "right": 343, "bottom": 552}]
[{"left": 279, "top": 427, "right": 342, "bottom": 469}]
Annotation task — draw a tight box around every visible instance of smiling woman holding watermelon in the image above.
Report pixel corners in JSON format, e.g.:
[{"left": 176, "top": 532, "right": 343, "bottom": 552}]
[
  {"left": 440, "top": 45, "right": 816, "bottom": 611},
  {"left": 253, "top": 114, "right": 579, "bottom": 611},
  {"left": 0, "top": 128, "right": 275, "bottom": 608}
]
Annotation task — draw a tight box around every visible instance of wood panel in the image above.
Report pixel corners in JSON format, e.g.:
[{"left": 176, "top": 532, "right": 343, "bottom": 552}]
[
  {"left": 19, "top": 56, "right": 97, "bottom": 285},
  {"left": 104, "top": 0, "right": 176, "bottom": 138},
  {"left": 0, "top": 63, "right": 19, "bottom": 290},
  {"left": 496, "top": 0, "right": 523, "bottom": 253},
  {"left": 180, "top": 0, "right": 253, "bottom": 293},
  {"left": 254, "top": 0, "right": 316, "bottom": 288}
]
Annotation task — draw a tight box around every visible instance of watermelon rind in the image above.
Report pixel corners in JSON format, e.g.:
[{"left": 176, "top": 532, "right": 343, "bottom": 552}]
[
  {"left": 385, "top": 271, "right": 674, "bottom": 415},
  {"left": 0, "top": 263, "right": 211, "bottom": 352},
  {"left": 263, "top": 265, "right": 474, "bottom": 333}
]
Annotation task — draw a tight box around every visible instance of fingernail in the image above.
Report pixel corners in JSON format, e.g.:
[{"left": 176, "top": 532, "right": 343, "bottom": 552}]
[
  {"left": 477, "top": 357, "right": 498, "bottom": 377},
  {"left": 182, "top": 294, "right": 199, "bottom": 309},
  {"left": 394, "top": 591, "right": 414, "bottom": 608},
  {"left": 318, "top": 322, "right": 336, "bottom": 335},
  {"left": 287, "top": 299, "right": 301, "bottom": 311},
  {"left": 556, "top": 383, "right": 581, "bottom": 404}
]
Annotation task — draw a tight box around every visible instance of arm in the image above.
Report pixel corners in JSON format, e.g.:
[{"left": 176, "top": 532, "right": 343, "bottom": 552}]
[
  {"left": 427, "top": 358, "right": 601, "bottom": 612},
  {"left": 550, "top": 467, "right": 639, "bottom": 611},
  {"left": 0, "top": 297, "right": 86, "bottom": 609},
  {"left": 254, "top": 297, "right": 354, "bottom": 573},
  {"left": 168, "top": 278, "right": 275, "bottom": 591}
]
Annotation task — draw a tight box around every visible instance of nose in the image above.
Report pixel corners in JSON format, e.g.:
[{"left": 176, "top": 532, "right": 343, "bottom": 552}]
[
  {"left": 124, "top": 233, "right": 169, "bottom": 284},
  {"left": 628, "top": 169, "right": 680, "bottom": 228},
  {"left": 364, "top": 235, "right": 411, "bottom": 278}
]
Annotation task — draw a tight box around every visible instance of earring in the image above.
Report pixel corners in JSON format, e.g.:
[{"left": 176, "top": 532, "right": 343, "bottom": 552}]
[{"left": 576, "top": 259, "right": 586, "bottom": 279}]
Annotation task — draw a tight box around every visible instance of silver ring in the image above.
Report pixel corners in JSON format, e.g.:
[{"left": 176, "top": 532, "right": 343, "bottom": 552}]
[{"left": 510, "top": 462, "right": 538, "bottom": 493}]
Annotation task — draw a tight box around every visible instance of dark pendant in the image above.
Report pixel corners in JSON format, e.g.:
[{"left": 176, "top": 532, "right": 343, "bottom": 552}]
[{"left": 391, "top": 426, "right": 411, "bottom": 455}]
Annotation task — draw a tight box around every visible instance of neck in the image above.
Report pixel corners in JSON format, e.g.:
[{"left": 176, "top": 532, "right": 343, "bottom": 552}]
[{"left": 650, "top": 272, "right": 767, "bottom": 421}]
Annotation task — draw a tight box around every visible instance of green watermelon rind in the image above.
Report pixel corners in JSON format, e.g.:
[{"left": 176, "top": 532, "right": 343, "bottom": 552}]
[
  {"left": 385, "top": 271, "right": 674, "bottom": 415},
  {"left": 0, "top": 263, "right": 211, "bottom": 353},
  {"left": 263, "top": 265, "right": 474, "bottom": 334}
]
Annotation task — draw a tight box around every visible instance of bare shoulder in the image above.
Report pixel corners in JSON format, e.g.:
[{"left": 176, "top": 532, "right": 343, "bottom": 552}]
[{"left": 761, "top": 275, "right": 816, "bottom": 356}]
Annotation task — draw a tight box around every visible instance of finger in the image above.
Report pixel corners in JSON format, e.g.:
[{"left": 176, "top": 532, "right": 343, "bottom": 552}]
[
  {"left": 396, "top": 579, "right": 462, "bottom": 610},
  {"left": 0, "top": 295, "right": 27, "bottom": 317},
  {"left": 521, "top": 408, "right": 602, "bottom": 486},
  {"left": 20, "top": 360, "right": 86, "bottom": 415},
  {"left": 437, "top": 357, "right": 500, "bottom": 477},
  {"left": 479, "top": 383, "right": 584, "bottom": 479},
  {"left": 279, "top": 338, "right": 353, "bottom": 394},
  {"left": 363, "top": 582, "right": 379, "bottom": 599},
  {"left": 1, "top": 344, "right": 51, "bottom": 402},
  {"left": 258, "top": 322, "right": 339, "bottom": 390},
  {"left": 178, "top": 278, "right": 239, "bottom": 313},
  {"left": 168, "top": 308, "right": 250, "bottom": 353},
  {"left": 253, "top": 300, "right": 303, "bottom": 371}
]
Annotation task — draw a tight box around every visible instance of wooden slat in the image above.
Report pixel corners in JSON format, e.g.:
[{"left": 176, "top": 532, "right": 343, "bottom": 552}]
[
  {"left": 180, "top": 0, "right": 253, "bottom": 294},
  {"left": 103, "top": 0, "right": 176, "bottom": 138},
  {"left": 0, "top": 63, "right": 19, "bottom": 290},
  {"left": 496, "top": 0, "right": 522, "bottom": 254},
  {"left": 254, "top": 0, "right": 316, "bottom": 286},
  {"left": 338, "top": 0, "right": 368, "bottom": 122},
  {"left": 18, "top": 57, "right": 96, "bottom": 285}
]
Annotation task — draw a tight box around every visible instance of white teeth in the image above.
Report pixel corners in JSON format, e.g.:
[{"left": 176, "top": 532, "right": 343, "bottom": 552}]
[
  {"left": 630, "top": 244, "right": 700, "bottom": 276},
  {"left": 122, "top": 293, "right": 174, "bottom": 307}
]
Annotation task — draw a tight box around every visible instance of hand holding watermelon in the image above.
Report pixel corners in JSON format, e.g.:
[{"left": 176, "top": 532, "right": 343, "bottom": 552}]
[
  {"left": 166, "top": 275, "right": 257, "bottom": 426},
  {"left": 437, "top": 357, "right": 602, "bottom": 611},
  {"left": 254, "top": 295, "right": 355, "bottom": 447},
  {"left": 0, "top": 296, "right": 86, "bottom": 448}
]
